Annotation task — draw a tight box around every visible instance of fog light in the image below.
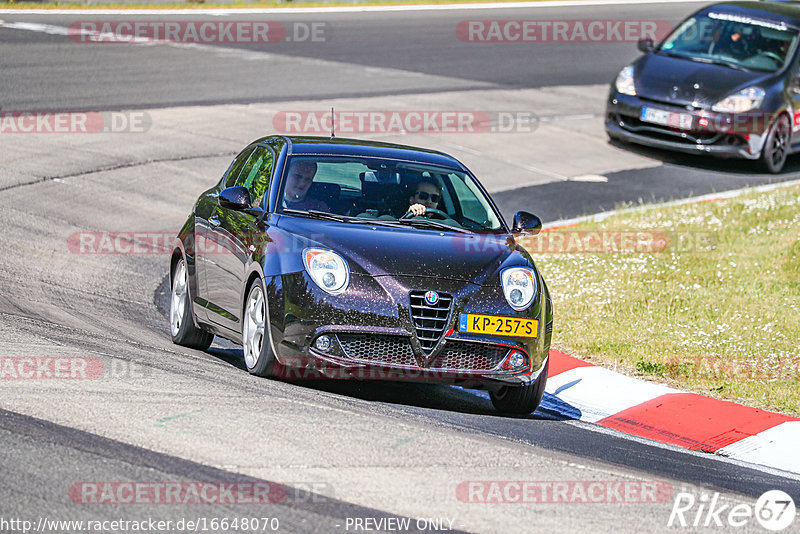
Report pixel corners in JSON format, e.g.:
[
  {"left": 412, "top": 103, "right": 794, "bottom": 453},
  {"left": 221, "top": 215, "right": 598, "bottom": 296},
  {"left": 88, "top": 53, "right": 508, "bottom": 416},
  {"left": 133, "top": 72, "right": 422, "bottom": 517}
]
[
  {"left": 315, "top": 335, "right": 333, "bottom": 352},
  {"left": 502, "top": 350, "right": 527, "bottom": 370}
]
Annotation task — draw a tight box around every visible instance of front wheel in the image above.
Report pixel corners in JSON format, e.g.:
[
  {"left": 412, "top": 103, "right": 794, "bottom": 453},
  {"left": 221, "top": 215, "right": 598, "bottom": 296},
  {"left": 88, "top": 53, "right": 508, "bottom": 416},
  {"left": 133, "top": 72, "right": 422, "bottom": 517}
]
[
  {"left": 242, "top": 280, "right": 279, "bottom": 377},
  {"left": 489, "top": 359, "right": 549, "bottom": 415},
  {"left": 761, "top": 114, "right": 790, "bottom": 174},
  {"left": 170, "top": 257, "right": 213, "bottom": 350}
]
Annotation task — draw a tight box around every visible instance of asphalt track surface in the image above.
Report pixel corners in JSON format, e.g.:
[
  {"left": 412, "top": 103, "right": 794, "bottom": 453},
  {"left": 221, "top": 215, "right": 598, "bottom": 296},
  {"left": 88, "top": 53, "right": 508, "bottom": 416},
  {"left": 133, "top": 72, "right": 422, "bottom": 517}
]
[{"left": 2, "top": 2, "right": 800, "bottom": 533}]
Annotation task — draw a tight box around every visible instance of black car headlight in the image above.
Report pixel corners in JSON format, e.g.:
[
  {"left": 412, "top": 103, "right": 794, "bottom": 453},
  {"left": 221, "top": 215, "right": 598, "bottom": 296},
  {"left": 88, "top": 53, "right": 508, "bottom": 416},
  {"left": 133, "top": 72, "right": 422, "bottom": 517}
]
[
  {"left": 303, "top": 248, "right": 350, "bottom": 295},
  {"left": 501, "top": 267, "right": 537, "bottom": 311}
]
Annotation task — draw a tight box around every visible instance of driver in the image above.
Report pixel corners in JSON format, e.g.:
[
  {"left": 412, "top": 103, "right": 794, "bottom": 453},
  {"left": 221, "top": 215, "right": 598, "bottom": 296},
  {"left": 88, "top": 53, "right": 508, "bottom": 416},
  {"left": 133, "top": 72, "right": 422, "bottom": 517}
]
[{"left": 407, "top": 178, "right": 442, "bottom": 217}]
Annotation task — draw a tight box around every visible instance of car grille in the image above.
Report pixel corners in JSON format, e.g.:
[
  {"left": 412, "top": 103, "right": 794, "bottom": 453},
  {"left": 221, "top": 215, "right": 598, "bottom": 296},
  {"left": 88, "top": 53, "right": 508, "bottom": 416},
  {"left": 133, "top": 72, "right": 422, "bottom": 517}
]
[
  {"left": 337, "top": 334, "right": 417, "bottom": 367},
  {"left": 431, "top": 341, "right": 508, "bottom": 371},
  {"left": 409, "top": 291, "right": 452, "bottom": 354},
  {"left": 335, "top": 334, "right": 509, "bottom": 372}
]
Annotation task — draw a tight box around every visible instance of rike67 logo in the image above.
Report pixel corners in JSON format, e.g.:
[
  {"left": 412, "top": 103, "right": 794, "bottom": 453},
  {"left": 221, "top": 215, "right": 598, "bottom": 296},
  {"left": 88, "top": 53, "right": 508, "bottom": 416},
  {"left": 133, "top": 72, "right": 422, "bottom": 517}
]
[{"left": 669, "top": 490, "right": 796, "bottom": 531}]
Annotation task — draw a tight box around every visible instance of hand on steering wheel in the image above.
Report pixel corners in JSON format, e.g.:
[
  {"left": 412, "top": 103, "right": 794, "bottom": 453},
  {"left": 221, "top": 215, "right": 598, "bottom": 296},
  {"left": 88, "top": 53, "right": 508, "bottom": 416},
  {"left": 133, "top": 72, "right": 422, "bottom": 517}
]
[{"left": 401, "top": 206, "right": 449, "bottom": 220}]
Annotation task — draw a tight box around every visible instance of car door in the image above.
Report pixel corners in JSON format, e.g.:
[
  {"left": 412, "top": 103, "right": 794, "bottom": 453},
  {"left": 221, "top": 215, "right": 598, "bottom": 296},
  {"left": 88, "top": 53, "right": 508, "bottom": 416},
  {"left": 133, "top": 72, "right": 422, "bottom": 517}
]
[
  {"left": 203, "top": 145, "right": 275, "bottom": 332},
  {"left": 195, "top": 146, "right": 255, "bottom": 321}
]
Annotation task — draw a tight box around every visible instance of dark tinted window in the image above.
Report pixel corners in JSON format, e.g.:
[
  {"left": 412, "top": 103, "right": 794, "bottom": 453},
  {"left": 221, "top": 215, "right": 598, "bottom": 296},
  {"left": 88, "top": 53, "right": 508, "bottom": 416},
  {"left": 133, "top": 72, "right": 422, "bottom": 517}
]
[
  {"left": 224, "top": 147, "right": 255, "bottom": 188},
  {"left": 234, "top": 146, "right": 274, "bottom": 207}
]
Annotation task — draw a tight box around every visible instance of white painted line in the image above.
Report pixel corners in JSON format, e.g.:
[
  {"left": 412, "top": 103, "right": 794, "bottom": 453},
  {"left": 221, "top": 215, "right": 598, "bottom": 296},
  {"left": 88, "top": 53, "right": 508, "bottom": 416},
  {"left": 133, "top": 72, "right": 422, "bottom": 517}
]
[
  {"left": 570, "top": 174, "right": 608, "bottom": 183},
  {"left": 539, "top": 113, "right": 598, "bottom": 123},
  {"left": 544, "top": 177, "right": 800, "bottom": 229},
  {"left": 543, "top": 366, "right": 679, "bottom": 423},
  {"left": 0, "top": 0, "right": 712, "bottom": 16},
  {"left": 521, "top": 163, "right": 570, "bottom": 182},
  {"left": 717, "top": 421, "right": 800, "bottom": 475},
  {"left": 0, "top": 20, "right": 438, "bottom": 81},
  {"left": 1, "top": 21, "right": 71, "bottom": 35}
]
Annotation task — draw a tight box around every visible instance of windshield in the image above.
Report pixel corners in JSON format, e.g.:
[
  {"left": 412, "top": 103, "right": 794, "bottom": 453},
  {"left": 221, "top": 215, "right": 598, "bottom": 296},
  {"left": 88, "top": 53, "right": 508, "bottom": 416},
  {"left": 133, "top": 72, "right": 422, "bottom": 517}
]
[
  {"left": 278, "top": 155, "right": 505, "bottom": 232},
  {"left": 658, "top": 10, "right": 800, "bottom": 72}
]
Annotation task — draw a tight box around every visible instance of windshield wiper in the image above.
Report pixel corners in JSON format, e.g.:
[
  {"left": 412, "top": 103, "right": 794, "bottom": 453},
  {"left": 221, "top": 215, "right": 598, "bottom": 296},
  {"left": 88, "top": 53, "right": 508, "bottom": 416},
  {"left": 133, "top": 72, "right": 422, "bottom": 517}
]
[
  {"left": 283, "top": 208, "right": 349, "bottom": 222},
  {"left": 396, "top": 218, "right": 472, "bottom": 234},
  {"left": 284, "top": 209, "right": 405, "bottom": 228},
  {"left": 658, "top": 50, "right": 749, "bottom": 71},
  {"left": 701, "top": 57, "right": 748, "bottom": 71},
  {"left": 658, "top": 49, "right": 689, "bottom": 59}
]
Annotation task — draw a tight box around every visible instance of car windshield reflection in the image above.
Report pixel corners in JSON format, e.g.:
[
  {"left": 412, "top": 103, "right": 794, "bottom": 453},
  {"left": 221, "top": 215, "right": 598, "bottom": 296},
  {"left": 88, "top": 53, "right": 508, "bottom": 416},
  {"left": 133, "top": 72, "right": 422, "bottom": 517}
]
[
  {"left": 658, "top": 10, "right": 800, "bottom": 72},
  {"left": 278, "top": 156, "right": 505, "bottom": 232}
]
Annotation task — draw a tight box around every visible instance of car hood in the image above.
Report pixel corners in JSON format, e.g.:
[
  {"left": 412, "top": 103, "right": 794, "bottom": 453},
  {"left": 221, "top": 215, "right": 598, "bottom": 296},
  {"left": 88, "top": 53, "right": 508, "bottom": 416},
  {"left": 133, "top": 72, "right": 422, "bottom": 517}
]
[
  {"left": 275, "top": 216, "right": 520, "bottom": 284},
  {"left": 634, "top": 53, "right": 769, "bottom": 108}
]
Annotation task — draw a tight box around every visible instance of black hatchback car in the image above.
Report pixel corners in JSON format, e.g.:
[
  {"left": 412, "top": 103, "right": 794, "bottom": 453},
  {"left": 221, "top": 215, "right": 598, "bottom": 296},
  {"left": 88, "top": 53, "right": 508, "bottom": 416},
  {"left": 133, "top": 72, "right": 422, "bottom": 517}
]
[
  {"left": 606, "top": 1, "right": 800, "bottom": 172},
  {"left": 168, "top": 136, "right": 552, "bottom": 414}
]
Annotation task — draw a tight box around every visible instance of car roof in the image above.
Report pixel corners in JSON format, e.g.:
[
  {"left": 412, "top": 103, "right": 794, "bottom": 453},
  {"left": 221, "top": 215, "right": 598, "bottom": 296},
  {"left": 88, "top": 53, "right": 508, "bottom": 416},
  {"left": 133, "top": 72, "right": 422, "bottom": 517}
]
[
  {"left": 701, "top": 2, "right": 800, "bottom": 26},
  {"left": 278, "top": 136, "right": 468, "bottom": 171}
]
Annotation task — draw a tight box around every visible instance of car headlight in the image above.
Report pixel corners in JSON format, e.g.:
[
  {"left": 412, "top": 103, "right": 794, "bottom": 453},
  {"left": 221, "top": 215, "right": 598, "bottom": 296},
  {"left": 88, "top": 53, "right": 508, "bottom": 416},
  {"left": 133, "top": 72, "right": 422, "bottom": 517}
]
[
  {"left": 501, "top": 267, "right": 537, "bottom": 311},
  {"left": 303, "top": 248, "right": 349, "bottom": 295},
  {"left": 711, "top": 87, "right": 765, "bottom": 113},
  {"left": 615, "top": 65, "right": 636, "bottom": 96}
]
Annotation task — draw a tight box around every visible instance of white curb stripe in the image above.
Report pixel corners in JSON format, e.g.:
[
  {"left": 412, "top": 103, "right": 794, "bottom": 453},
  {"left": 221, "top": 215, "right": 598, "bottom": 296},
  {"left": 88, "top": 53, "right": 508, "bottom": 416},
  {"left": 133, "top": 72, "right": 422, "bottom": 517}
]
[
  {"left": 0, "top": 0, "right": 712, "bottom": 16},
  {"left": 542, "top": 365, "right": 678, "bottom": 423},
  {"left": 717, "top": 421, "right": 800, "bottom": 475}
]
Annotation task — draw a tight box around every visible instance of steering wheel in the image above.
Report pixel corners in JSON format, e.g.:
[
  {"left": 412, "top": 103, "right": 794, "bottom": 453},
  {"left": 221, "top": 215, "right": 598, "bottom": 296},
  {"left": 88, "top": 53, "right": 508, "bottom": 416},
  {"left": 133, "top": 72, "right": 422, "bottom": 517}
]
[
  {"left": 401, "top": 207, "right": 450, "bottom": 220},
  {"left": 758, "top": 51, "right": 783, "bottom": 65}
]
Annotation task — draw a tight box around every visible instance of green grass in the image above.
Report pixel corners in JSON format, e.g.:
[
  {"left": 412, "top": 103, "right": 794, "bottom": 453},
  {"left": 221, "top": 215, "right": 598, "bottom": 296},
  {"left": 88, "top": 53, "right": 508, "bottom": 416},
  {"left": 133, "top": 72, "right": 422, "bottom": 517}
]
[
  {"left": 0, "top": 0, "right": 542, "bottom": 9},
  {"left": 519, "top": 184, "right": 800, "bottom": 416}
]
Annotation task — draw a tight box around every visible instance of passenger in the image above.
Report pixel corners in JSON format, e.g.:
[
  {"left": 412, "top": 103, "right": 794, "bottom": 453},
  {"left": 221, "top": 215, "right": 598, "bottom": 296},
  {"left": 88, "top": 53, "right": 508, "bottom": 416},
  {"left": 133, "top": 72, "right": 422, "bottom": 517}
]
[{"left": 283, "top": 160, "right": 330, "bottom": 212}]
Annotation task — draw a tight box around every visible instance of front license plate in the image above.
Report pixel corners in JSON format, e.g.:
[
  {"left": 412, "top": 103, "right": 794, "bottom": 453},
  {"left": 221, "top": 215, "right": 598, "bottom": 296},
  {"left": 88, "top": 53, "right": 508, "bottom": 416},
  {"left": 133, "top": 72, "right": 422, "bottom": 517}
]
[
  {"left": 640, "top": 106, "right": 692, "bottom": 130},
  {"left": 459, "top": 313, "right": 538, "bottom": 338}
]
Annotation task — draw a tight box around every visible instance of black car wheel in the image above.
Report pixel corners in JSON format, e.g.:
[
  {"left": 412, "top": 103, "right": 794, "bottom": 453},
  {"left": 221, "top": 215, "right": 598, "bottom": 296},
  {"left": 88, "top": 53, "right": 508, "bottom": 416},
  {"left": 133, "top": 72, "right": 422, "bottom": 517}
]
[
  {"left": 762, "top": 114, "right": 790, "bottom": 174},
  {"left": 489, "top": 359, "right": 549, "bottom": 415},
  {"left": 242, "top": 279, "right": 279, "bottom": 377},
  {"left": 170, "top": 257, "right": 214, "bottom": 350}
]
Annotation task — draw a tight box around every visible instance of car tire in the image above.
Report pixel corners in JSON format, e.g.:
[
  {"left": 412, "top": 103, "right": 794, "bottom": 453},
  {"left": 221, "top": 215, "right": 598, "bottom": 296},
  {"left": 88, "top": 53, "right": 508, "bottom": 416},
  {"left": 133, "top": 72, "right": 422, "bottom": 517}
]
[
  {"left": 242, "top": 279, "right": 279, "bottom": 378},
  {"left": 489, "top": 359, "right": 549, "bottom": 415},
  {"left": 761, "top": 114, "right": 790, "bottom": 174},
  {"left": 170, "top": 257, "right": 214, "bottom": 350}
]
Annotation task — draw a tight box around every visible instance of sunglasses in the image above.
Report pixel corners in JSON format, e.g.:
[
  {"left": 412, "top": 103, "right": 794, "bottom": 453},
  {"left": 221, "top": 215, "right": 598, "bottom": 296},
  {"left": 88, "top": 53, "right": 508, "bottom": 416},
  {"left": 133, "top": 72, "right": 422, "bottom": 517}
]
[{"left": 415, "top": 191, "right": 440, "bottom": 203}]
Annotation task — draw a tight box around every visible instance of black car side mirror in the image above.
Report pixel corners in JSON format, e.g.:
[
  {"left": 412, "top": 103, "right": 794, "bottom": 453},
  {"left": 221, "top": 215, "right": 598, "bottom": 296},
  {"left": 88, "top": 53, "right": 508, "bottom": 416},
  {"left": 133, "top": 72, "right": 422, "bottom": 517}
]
[
  {"left": 637, "top": 38, "right": 654, "bottom": 53},
  {"left": 512, "top": 211, "right": 542, "bottom": 235},
  {"left": 219, "top": 186, "right": 252, "bottom": 210}
]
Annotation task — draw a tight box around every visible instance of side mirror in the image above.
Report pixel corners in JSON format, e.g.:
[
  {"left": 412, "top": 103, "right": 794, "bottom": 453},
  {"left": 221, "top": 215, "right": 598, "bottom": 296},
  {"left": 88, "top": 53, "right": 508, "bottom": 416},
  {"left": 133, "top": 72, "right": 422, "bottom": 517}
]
[
  {"left": 219, "top": 186, "right": 252, "bottom": 210},
  {"left": 637, "top": 38, "right": 654, "bottom": 53},
  {"left": 512, "top": 211, "right": 542, "bottom": 235}
]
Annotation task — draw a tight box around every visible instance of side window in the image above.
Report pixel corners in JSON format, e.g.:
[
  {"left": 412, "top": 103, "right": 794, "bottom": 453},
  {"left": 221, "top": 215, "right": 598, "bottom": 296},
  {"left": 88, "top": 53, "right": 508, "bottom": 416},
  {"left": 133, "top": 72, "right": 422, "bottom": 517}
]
[
  {"left": 234, "top": 146, "right": 274, "bottom": 207},
  {"left": 224, "top": 147, "right": 256, "bottom": 188},
  {"left": 450, "top": 174, "right": 491, "bottom": 223}
]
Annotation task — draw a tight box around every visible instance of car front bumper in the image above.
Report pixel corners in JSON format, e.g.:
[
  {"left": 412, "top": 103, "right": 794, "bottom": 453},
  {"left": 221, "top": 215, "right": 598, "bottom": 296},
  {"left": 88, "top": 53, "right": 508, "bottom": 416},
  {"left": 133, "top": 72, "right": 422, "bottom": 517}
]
[
  {"left": 265, "top": 272, "right": 551, "bottom": 389},
  {"left": 606, "top": 93, "right": 769, "bottom": 160}
]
